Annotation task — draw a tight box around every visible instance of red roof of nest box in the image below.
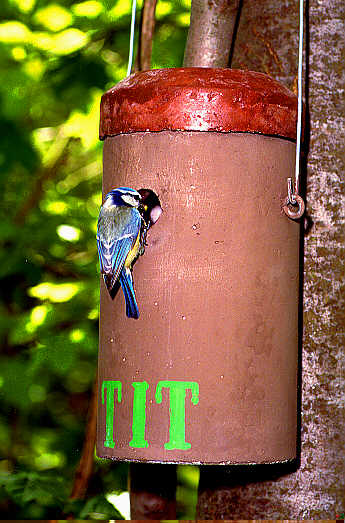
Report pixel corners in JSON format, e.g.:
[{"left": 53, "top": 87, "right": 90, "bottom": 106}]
[{"left": 99, "top": 68, "right": 298, "bottom": 140}]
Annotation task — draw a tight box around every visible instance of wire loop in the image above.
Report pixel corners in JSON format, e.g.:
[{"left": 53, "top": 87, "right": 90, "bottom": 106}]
[{"left": 283, "top": 193, "right": 305, "bottom": 220}]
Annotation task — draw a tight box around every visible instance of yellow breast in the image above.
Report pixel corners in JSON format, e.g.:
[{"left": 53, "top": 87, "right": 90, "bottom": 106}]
[{"left": 124, "top": 230, "right": 141, "bottom": 268}]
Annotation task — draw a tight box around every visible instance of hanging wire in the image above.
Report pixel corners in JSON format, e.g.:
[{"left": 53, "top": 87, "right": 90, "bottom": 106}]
[
  {"left": 126, "top": 0, "right": 137, "bottom": 77},
  {"left": 294, "top": 0, "right": 304, "bottom": 197},
  {"left": 283, "top": 0, "right": 305, "bottom": 219}
]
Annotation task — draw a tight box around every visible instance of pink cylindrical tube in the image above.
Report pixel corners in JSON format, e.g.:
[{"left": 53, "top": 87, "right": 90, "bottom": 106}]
[{"left": 97, "top": 68, "right": 300, "bottom": 464}]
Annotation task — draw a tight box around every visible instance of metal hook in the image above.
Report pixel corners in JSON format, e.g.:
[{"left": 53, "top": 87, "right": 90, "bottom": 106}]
[
  {"left": 283, "top": 178, "right": 305, "bottom": 220},
  {"left": 287, "top": 177, "right": 297, "bottom": 205}
]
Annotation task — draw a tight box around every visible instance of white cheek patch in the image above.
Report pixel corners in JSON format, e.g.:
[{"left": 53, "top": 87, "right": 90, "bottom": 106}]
[
  {"left": 150, "top": 205, "right": 162, "bottom": 224},
  {"left": 103, "top": 198, "right": 115, "bottom": 209},
  {"left": 122, "top": 194, "right": 139, "bottom": 207}
]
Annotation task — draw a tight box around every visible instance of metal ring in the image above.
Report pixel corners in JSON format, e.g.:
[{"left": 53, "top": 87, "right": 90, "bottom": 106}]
[{"left": 283, "top": 194, "right": 305, "bottom": 220}]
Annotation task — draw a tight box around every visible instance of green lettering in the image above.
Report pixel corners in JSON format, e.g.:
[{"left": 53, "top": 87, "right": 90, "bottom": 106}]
[
  {"left": 101, "top": 380, "right": 122, "bottom": 448},
  {"left": 129, "top": 381, "right": 149, "bottom": 448},
  {"left": 155, "top": 381, "right": 199, "bottom": 450}
]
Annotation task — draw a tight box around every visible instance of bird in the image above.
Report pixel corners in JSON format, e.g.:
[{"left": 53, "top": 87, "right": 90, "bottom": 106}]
[{"left": 96, "top": 187, "right": 144, "bottom": 319}]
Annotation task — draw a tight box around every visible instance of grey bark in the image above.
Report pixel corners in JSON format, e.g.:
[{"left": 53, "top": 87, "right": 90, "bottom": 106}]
[
  {"left": 197, "top": 0, "right": 345, "bottom": 518},
  {"left": 183, "top": 0, "right": 241, "bottom": 67}
]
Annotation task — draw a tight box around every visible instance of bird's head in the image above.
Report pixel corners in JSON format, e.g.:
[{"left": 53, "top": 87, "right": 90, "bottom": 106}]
[
  {"left": 104, "top": 187, "right": 141, "bottom": 208},
  {"left": 138, "top": 188, "right": 162, "bottom": 226}
]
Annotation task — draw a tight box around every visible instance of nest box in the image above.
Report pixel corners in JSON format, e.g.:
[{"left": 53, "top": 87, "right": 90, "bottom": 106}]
[{"left": 97, "top": 68, "right": 301, "bottom": 464}]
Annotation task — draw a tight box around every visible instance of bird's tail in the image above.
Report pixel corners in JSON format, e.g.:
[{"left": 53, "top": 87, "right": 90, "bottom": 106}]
[{"left": 119, "top": 268, "right": 139, "bottom": 319}]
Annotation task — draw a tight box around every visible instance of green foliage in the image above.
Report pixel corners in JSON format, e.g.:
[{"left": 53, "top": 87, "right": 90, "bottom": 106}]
[
  {"left": 0, "top": 470, "right": 67, "bottom": 518},
  {"left": 176, "top": 465, "right": 199, "bottom": 519},
  {"left": 78, "top": 494, "right": 124, "bottom": 519},
  {"left": 0, "top": 0, "right": 197, "bottom": 518}
]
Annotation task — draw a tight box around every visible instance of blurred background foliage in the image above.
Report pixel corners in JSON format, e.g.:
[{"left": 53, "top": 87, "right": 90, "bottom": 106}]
[{"left": 0, "top": 0, "right": 199, "bottom": 518}]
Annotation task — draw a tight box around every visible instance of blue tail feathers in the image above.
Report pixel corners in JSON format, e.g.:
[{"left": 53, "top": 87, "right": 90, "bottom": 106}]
[{"left": 119, "top": 268, "right": 139, "bottom": 319}]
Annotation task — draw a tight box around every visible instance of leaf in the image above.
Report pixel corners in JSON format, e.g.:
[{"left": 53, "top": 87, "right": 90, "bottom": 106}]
[
  {"left": 34, "top": 5, "right": 73, "bottom": 32},
  {"left": 28, "top": 281, "right": 82, "bottom": 303},
  {"left": 30, "top": 333, "right": 78, "bottom": 377},
  {"left": 72, "top": 1, "right": 104, "bottom": 18},
  {"left": 2, "top": 472, "right": 29, "bottom": 505},
  {"left": 63, "top": 498, "right": 85, "bottom": 518},
  {"left": 79, "top": 494, "right": 125, "bottom": 519},
  {"left": 3, "top": 471, "right": 66, "bottom": 507},
  {"left": 0, "top": 218, "right": 19, "bottom": 242},
  {"left": 47, "top": 54, "right": 108, "bottom": 112},
  {"left": 0, "top": 118, "right": 39, "bottom": 173},
  {"left": 8, "top": 311, "right": 36, "bottom": 345},
  {"left": 0, "top": 21, "right": 31, "bottom": 43},
  {"left": 0, "top": 358, "right": 33, "bottom": 409}
]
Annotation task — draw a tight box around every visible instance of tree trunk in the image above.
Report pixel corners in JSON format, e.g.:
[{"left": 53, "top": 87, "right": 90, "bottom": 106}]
[
  {"left": 129, "top": 463, "right": 177, "bottom": 519},
  {"left": 197, "top": 0, "right": 345, "bottom": 517},
  {"left": 70, "top": 381, "right": 98, "bottom": 501},
  {"left": 136, "top": 0, "right": 158, "bottom": 71},
  {"left": 183, "top": 0, "right": 241, "bottom": 67}
]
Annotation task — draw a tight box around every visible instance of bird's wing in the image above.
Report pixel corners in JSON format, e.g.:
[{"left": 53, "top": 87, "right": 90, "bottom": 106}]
[{"left": 97, "top": 209, "right": 141, "bottom": 284}]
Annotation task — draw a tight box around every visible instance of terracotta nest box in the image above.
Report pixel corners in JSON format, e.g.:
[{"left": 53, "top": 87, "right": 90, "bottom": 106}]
[{"left": 97, "top": 68, "right": 301, "bottom": 465}]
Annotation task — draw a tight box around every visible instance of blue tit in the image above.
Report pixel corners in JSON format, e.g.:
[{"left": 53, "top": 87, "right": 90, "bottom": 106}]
[{"left": 97, "top": 187, "right": 144, "bottom": 319}]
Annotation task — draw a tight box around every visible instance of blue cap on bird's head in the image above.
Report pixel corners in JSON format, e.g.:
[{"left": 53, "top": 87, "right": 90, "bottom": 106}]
[{"left": 104, "top": 186, "right": 141, "bottom": 208}]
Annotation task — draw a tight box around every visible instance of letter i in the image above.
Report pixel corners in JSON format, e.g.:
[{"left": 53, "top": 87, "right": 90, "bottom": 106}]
[{"left": 129, "top": 381, "right": 149, "bottom": 448}]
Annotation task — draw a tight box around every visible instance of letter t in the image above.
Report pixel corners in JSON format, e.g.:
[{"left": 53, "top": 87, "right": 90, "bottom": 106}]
[
  {"left": 155, "top": 381, "right": 199, "bottom": 450},
  {"left": 102, "top": 380, "right": 122, "bottom": 448}
]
